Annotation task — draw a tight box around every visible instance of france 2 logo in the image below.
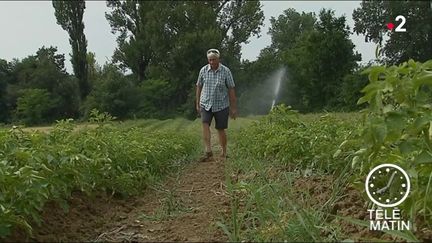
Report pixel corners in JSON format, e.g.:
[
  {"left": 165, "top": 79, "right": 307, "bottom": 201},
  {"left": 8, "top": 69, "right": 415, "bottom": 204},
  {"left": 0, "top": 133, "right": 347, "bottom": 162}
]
[{"left": 386, "top": 15, "right": 406, "bottom": 32}]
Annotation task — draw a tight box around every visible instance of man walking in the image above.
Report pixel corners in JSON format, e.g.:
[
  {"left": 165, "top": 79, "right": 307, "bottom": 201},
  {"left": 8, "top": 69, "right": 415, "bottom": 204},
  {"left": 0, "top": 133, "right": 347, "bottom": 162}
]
[{"left": 196, "top": 48, "right": 237, "bottom": 162}]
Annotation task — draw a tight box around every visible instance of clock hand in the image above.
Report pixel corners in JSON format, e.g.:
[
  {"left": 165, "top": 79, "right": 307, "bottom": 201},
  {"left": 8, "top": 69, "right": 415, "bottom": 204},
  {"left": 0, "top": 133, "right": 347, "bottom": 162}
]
[{"left": 376, "top": 171, "right": 397, "bottom": 194}]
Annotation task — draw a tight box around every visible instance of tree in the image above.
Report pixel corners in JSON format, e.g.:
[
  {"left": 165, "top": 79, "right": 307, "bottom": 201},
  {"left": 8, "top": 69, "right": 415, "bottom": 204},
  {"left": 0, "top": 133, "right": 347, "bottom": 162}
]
[
  {"left": 235, "top": 47, "right": 284, "bottom": 115},
  {"left": 10, "top": 47, "right": 68, "bottom": 90},
  {"left": 105, "top": 0, "right": 155, "bottom": 81},
  {"left": 7, "top": 46, "right": 80, "bottom": 122},
  {"left": 86, "top": 52, "right": 102, "bottom": 91},
  {"left": 53, "top": 0, "right": 89, "bottom": 99},
  {"left": 217, "top": 1, "right": 265, "bottom": 64},
  {"left": 353, "top": 1, "right": 432, "bottom": 64},
  {"left": 276, "top": 9, "right": 361, "bottom": 111},
  {"left": 235, "top": 9, "right": 318, "bottom": 113},
  {"left": 106, "top": 1, "right": 263, "bottom": 78},
  {"left": 15, "top": 89, "right": 57, "bottom": 125},
  {"left": 337, "top": 69, "right": 369, "bottom": 111},
  {"left": 268, "top": 8, "right": 316, "bottom": 52},
  {"left": 82, "top": 64, "right": 141, "bottom": 119},
  {"left": 106, "top": 0, "right": 264, "bottom": 117},
  {"left": 136, "top": 79, "right": 176, "bottom": 118},
  {"left": 0, "top": 59, "right": 11, "bottom": 122}
]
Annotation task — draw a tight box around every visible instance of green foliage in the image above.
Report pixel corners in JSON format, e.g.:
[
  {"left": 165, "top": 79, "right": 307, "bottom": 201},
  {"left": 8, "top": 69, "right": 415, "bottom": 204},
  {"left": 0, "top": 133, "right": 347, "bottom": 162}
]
[
  {"left": 238, "top": 8, "right": 362, "bottom": 113},
  {"left": 268, "top": 8, "right": 316, "bottom": 51},
  {"left": 82, "top": 64, "right": 140, "bottom": 119},
  {"left": 53, "top": 0, "right": 89, "bottom": 99},
  {"left": 82, "top": 64, "right": 185, "bottom": 120},
  {"left": 136, "top": 79, "right": 176, "bottom": 118},
  {"left": 234, "top": 104, "right": 362, "bottom": 173},
  {"left": 281, "top": 9, "right": 361, "bottom": 111},
  {"left": 225, "top": 60, "right": 432, "bottom": 242},
  {"left": 107, "top": 0, "right": 153, "bottom": 81},
  {"left": 88, "top": 109, "right": 116, "bottom": 123},
  {"left": 106, "top": 0, "right": 264, "bottom": 117},
  {"left": 337, "top": 69, "right": 370, "bottom": 111},
  {"left": 0, "top": 119, "right": 200, "bottom": 238},
  {"left": 353, "top": 1, "right": 432, "bottom": 64},
  {"left": 221, "top": 107, "right": 362, "bottom": 241},
  {"left": 5, "top": 47, "right": 80, "bottom": 124},
  {"left": 237, "top": 48, "right": 280, "bottom": 95},
  {"left": 86, "top": 52, "right": 102, "bottom": 90},
  {"left": 15, "top": 89, "right": 57, "bottom": 125},
  {"left": 0, "top": 59, "right": 11, "bottom": 122},
  {"left": 353, "top": 59, "right": 432, "bottom": 226},
  {"left": 235, "top": 9, "right": 314, "bottom": 110},
  {"left": 236, "top": 48, "right": 281, "bottom": 115},
  {"left": 9, "top": 46, "right": 67, "bottom": 91}
]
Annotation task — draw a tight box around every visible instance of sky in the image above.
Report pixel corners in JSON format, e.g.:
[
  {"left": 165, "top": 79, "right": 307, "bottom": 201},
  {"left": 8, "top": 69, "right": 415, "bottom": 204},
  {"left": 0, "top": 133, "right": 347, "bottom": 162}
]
[{"left": 0, "top": 1, "right": 375, "bottom": 73}]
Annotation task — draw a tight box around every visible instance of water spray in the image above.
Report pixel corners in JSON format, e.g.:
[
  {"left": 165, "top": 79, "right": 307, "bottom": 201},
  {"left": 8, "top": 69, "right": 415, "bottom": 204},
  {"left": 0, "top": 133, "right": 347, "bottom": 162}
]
[{"left": 270, "top": 67, "right": 286, "bottom": 110}]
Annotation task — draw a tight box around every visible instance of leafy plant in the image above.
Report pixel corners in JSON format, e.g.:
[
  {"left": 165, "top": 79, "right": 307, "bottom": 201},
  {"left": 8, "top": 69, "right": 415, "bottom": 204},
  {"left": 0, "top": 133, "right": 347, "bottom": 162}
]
[
  {"left": 0, "top": 118, "right": 200, "bottom": 238},
  {"left": 88, "top": 109, "right": 116, "bottom": 123},
  {"left": 353, "top": 59, "right": 432, "bottom": 233}
]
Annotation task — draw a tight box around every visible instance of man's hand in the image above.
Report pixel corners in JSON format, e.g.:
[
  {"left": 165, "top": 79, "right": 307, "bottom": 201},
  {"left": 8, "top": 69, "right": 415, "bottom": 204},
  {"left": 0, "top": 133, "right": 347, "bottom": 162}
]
[
  {"left": 228, "top": 88, "right": 237, "bottom": 120},
  {"left": 196, "top": 105, "right": 201, "bottom": 117},
  {"left": 230, "top": 107, "right": 237, "bottom": 120}
]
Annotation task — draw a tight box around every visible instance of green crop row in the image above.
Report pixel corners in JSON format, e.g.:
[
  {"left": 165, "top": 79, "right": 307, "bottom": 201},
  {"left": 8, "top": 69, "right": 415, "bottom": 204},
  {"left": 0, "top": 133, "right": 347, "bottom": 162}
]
[
  {"left": 222, "top": 107, "right": 362, "bottom": 241},
  {"left": 234, "top": 104, "right": 362, "bottom": 174},
  {"left": 0, "top": 118, "right": 200, "bottom": 238}
]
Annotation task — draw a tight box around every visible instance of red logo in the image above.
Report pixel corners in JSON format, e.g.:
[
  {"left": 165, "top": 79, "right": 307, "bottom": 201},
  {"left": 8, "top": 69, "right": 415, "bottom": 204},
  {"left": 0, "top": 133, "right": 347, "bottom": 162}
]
[{"left": 386, "top": 22, "right": 395, "bottom": 31}]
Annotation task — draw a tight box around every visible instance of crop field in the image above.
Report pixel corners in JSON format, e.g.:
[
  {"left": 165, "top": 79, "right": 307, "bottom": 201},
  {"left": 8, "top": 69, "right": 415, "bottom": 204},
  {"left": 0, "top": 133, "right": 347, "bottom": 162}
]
[
  {"left": 0, "top": 114, "right": 430, "bottom": 241},
  {"left": 2, "top": 1, "right": 432, "bottom": 241}
]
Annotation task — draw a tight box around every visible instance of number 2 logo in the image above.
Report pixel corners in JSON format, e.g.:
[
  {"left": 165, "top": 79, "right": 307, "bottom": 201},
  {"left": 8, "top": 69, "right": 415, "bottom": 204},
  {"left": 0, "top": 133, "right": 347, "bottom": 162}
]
[{"left": 395, "top": 15, "right": 406, "bottom": 32}]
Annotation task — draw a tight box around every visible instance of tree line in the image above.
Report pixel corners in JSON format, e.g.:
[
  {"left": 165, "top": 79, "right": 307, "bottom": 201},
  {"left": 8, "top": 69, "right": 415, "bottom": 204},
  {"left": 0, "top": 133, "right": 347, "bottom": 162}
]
[{"left": 0, "top": 0, "right": 430, "bottom": 125}]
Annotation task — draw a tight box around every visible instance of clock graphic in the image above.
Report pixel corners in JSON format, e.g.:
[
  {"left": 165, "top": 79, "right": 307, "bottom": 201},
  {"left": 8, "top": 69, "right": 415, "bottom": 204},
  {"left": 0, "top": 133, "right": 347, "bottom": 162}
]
[{"left": 365, "top": 163, "right": 411, "bottom": 208}]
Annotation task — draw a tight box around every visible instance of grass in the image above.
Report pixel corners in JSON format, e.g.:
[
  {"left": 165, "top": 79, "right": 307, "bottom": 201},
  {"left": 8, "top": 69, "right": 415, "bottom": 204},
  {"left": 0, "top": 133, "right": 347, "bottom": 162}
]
[
  {"left": 220, "top": 155, "right": 350, "bottom": 242},
  {"left": 139, "top": 187, "right": 193, "bottom": 221}
]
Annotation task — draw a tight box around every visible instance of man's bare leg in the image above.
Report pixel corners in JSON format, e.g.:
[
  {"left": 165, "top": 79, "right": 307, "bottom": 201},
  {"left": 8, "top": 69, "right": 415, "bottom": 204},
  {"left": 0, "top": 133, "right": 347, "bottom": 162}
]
[
  {"left": 217, "top": 129, "right": 227, "bottom": 157},
  {"left": 202, "top": 123, "right": 212, "bottom": 153}
]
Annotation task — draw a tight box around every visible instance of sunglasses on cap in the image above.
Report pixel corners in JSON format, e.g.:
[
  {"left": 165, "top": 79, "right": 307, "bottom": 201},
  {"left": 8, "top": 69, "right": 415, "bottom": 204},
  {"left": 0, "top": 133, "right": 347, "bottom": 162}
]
[{"left": 207, "top": 49, "right": 220, "bottom": 55}]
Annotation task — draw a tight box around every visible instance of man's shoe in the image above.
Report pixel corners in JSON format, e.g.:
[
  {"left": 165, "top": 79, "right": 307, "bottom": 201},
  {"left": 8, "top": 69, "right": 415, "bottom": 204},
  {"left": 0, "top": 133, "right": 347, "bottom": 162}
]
[
  {"left": 199, "top": 151, "right": 213, "bottom": 162},
  {"left": 218, "top": 154, "right": 229, "bottom": 161}
]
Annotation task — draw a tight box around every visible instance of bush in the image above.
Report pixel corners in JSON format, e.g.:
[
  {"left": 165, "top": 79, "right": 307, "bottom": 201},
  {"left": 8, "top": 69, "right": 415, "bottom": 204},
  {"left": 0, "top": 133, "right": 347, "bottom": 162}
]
[{"left": 14, "top": 89, "right": 57, "bottom": 125}]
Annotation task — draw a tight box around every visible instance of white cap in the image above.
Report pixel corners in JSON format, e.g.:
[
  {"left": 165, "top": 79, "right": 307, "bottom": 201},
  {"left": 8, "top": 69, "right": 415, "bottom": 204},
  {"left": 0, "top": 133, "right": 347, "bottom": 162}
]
[{"left": 207, "top": 48, "right": 220, "bottom": 58}]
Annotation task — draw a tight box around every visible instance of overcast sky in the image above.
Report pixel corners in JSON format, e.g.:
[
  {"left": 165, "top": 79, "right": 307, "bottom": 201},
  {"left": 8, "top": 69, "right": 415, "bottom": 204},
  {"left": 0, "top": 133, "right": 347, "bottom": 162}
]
[{"left": 0, "top": 1, "right": 375, "bottom": 73}]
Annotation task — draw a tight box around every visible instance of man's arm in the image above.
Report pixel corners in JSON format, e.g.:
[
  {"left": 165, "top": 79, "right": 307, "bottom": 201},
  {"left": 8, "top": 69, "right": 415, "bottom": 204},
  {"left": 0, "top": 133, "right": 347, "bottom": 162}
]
[
  {"left": 229, "top": 88, "right": 237, "bottom": 119},
  {"left": 196, "top": 84, "right": 202, "bottom": 114},
  {"left": 225, "top": 68, "right": 237, "bottom": 119},
  {"left": 196, "top": 69, "right": 203, "bottom": 114}
]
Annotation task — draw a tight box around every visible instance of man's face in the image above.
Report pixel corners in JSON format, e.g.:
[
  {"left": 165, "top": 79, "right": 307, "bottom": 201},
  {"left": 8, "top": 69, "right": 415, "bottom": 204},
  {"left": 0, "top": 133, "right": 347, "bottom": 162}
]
[{"left": 208, "top": 56, "right": 220, "bottom": 69}]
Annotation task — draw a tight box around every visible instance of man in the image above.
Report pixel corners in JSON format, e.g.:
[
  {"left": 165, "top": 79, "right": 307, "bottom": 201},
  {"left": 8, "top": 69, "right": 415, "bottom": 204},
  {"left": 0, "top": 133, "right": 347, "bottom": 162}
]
[{"left": 196, "top": 48, "right": 237, "bottom": 162}]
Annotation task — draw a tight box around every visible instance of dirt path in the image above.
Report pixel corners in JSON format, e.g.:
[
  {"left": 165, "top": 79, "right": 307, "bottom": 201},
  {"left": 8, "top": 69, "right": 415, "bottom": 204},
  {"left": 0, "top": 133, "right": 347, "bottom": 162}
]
[
  {"left": 94, "top": 155, "right": 230, "bottom": 242},
  {"left": 9, "top": 130, "right": 230, "bottom": 242}
]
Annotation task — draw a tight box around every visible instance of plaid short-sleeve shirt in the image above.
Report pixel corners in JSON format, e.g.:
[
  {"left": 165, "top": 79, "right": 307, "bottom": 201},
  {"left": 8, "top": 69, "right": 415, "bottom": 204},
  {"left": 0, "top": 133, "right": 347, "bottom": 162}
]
[{"left": 196, "top": 64, "right": 235, "bottom": 112}]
